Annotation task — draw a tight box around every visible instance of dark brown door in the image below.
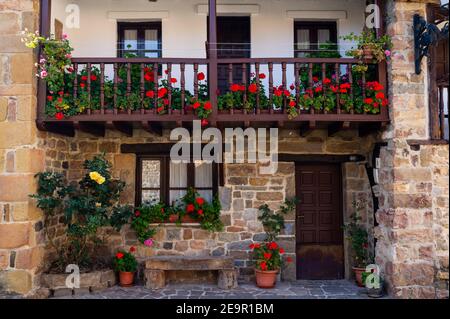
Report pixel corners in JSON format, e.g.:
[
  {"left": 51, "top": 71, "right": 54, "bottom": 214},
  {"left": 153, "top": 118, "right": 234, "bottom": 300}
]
[
  {"left": 295, "top": 163, "right": 344, "bottom": 280},
  {"left": 209, "top": 16, "right": 251, "bottom": 94}
]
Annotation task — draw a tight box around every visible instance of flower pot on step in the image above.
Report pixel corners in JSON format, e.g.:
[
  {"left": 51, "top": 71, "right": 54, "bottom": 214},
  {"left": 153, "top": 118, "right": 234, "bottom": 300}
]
[
  {"left": 352, "top": 267, "right": 365, "bottom": 287},
  {"left": 119, "top": 271, "right": 135, "bottom": 287},
  {"left": 255, "top": 269, "right": 279, "bottom": 289}
]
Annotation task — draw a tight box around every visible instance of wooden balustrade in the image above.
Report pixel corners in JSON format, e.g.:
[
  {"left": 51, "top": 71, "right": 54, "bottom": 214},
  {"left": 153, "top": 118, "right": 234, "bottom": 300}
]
[{"left": 37, "top": 56, "right": 389, "bottom": 136}]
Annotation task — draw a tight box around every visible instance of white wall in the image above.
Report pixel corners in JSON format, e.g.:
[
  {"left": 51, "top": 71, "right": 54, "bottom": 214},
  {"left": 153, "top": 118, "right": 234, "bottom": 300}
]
[{"left": 51, "top": 0, "right": 366, "bottom": 88}]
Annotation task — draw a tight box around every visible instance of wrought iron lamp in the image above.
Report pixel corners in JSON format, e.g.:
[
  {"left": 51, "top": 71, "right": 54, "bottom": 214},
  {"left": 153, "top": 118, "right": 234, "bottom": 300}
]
[{"left": 413, "top": 4, "right": 449, "bottom": 74}]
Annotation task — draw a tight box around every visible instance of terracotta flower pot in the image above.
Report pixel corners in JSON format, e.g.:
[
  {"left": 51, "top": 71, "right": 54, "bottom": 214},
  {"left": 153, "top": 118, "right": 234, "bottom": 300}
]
[
  {"left": 352, "top": 267, "right": 365, "bottom": 287},
  {"left": 255, "top": 269, "right": 279, "bottom": 289},
  {"left": 119, "top": 271, "right": 135, "bottom": 287}
]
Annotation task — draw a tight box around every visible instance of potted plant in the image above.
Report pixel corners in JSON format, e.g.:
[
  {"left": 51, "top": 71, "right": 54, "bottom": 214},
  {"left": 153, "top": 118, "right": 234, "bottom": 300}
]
[
  {"left": 249, "top": 199, "right": 297, "bottom": 289},
  {"left": 342, "top": 30, "right": 392, "bottom": 62},
  {"left": 344, "top": 201, "right": 370, "bottom": 287},
  {"left": 114, "top": 247, "right": 138, "bottom": 287},
  {"left": 250, "top": 242, "right": 285, "bottom": 288}
]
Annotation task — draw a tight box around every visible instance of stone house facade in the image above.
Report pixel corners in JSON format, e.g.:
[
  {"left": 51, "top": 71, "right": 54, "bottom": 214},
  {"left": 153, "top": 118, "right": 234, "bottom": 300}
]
[{"left": 0, "top": 0, "right": 448, "bottom": 299}]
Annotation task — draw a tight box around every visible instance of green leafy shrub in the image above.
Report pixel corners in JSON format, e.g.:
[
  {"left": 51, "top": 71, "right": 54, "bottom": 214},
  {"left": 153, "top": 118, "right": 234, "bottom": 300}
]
[{"left": 30, "top": 155, "right": 133, "bottom": 273}]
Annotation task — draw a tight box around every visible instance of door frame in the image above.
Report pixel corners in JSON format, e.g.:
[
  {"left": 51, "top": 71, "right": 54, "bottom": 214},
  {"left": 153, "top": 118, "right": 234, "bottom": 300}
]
[{"left": 294, "top": 161, "right": 345, "bottom": 280}]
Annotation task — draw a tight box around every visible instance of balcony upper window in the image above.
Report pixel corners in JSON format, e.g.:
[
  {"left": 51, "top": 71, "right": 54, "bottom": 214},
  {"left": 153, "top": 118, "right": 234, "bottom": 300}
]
[
  {"left": 294, "top": 21, "right": 338, "bottom": 58},
  {"left": 117, "top": 22, "right": 162, "bottom": 58}
]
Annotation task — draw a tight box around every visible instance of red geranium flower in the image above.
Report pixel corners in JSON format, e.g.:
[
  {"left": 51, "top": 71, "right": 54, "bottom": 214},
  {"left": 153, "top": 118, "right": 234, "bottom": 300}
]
[
  {"left": 290, "top": 84, "right": 295, "bottom": 91},
  {"left": 57, "top": 97, "right": 63, "bottom": 103},
  {"left": 193, "top": 101, "right": 201, "bottom": 109},
  {"left": 340, "top": 89, "right": 348, "bottom": 94},
  {"left": 315, "top": 86, "right": 323, "bottom": 93},
  {"left": 170, "top": 78, "right": 177, "bottom": 84},
  {"left": 364, "top": 98, "right": 374, "bottom": 104},
  {"left": 158, "top": 87, "right": 168, "bottom": 98},
  {"left": 55, "top": 112, "right": 64, "bottom": 120},
  {"left": 258, "top": 73, "right": 266, "bottom": 79},
  {"left": 382, "top": 98, "right": 388, "bottom": 107},
  {"left": 196, "top": 197, "right": 205, "bottom": 206},
  {"left": 376, "top": 92, "right": 385, "bottom": 99},
  {"left": 144, "top": 73, "right": 153, "bottom": 82},
  {"left": 135, "top": 211, "right": 141, "bottom": 217},
  {"left": 157, "top": 106, "right": 165, "bottom": 113},
  {"left": 169, "top": 215, "right": 178, "bottom": 223},
  {"left": 47, "top": 96, "right": 53, "bottom": 101},
  {"left": 274, "top": 89, "right": 282, "bottom": 97},
  {"left": 340, "top": 83, "right": 351, "bottom": 90},
  {"left": 289, "top": 100, "right": 296, "bottom": 108},
  {"left": 279, "top": 248, "right": 285, "bottom": 254},
  {"left": 146, "top": 90, "right": 155, "bottom": 98},
  {"left": 239, "top": 85, "right": 246, "bottom": 91},
  {"left": 260, "top": 261, "right": 268, "bottom": 271},
  {"left": 248, "top": 83, "right": 258, "bottom": 94},
  {"left": 263, "top": 253, "right": 272, "bottom": 260},
  {"left": 198, "top": 209, "right": 204, "bottom": 216},
  {"left": 80, "top": 83, "right": 86, "bottom": 89},
  {"left": 197, "top": 72, "right": 205, "bottom": 81},
  {"left": 268, "top": 242, "right": 278, "bottom": 250},
  {"left": 201, "top": 119, "right": 209, "bottom": 127},
  {"left": 144, "top": 67, "right": 151, "bottom": 73},
  {"left": 323, "top": 78, "right": 332, "bottom": 85},
  {"left": 249, "top": 244, "right": 255, "bottom": 249},
  {"left": 164, "top": 69, "right": 169, "bottom": 75},
  {"left": 186, "top": 204, "right": 195, "bottom": 213},
  {"left": 129, "top": 246, "right": 136, "bottom": 253},
  {"left": 284, "top": 90, "right": 290, "bottom": 97},
  {"left": 313, "top": 76, "right": 319, "bottom": 82},
  {"left": 231, "top": 84, "right": 240, "bottom": 92},
  {"left": 203, "top": 101, "right": 212, "bottom": 110},
  {"left": 81, "top": 75, "right": 88, "bottom": 82},
  {"left": 90, "top": 74, "right": 97, "bottom": 81},
  {"left": 116, "top": 252, "right": 124, "bottom": 259}
]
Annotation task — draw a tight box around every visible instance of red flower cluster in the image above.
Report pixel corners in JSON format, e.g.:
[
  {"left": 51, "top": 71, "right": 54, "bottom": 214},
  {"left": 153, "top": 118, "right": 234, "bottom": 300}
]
[{"left": 116, "top": 252, "right": 124, "bottom": 259}]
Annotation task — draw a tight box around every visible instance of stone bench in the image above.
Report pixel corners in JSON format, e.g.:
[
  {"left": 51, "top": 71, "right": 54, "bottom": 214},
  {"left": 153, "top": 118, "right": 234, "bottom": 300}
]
[{"left": 144, "top": 256, "right": 238, "bottom": 290}]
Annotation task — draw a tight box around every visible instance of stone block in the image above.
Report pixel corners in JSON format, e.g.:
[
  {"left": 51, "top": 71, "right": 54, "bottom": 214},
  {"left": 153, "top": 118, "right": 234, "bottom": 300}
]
[
  {"left": 14, "top": 148, "right": 45, "bottom": 173},
  {"left": 0, "top": 270, "right": 32, "bottom": 294},
  {"left": 0, "top": 12, "right": 20, "bottom": 34},
  {"left": 11, "top": 53, "right": 33, "bottom": 84},
  {"left": 144, "top": 269, "right": 166, "bottom": 289},
  {"left": 0, "top": 174, "right": 36, "bottom": 202},
  {"left": 15, "top": 246, "right": 43, "bottom": 270},
  {"left": 52, "top": 288, "right": 74, "bottom": 298},
  {"left": 256, "top": 192, "right": 283, "bottom": 201},
  {"left": 0, "top": 223, "right": 29, "bottom": 249},
  {"left": 218, "top": 269, "right": 238, "bottom": 289},
  {"left": 0, "top": 121, "right": 37, "bottom": 148}
]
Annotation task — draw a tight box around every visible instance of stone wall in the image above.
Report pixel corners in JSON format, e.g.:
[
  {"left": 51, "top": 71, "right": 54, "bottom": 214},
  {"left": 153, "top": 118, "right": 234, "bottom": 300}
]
[
  {"left": 375, "top": 0, "right": 449, "bottom": 299},
  {"left": 41, "top": 128, "right": 377, "bottom": 283},
  {"left": 0, "top": 0, "right": 45, "bottom": 295}
]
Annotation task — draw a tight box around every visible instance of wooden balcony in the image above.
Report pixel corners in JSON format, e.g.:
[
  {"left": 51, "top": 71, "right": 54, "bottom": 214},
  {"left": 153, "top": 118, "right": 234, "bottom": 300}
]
[{"left": 36, "top": 56, "right": 389, "bottom": 137}]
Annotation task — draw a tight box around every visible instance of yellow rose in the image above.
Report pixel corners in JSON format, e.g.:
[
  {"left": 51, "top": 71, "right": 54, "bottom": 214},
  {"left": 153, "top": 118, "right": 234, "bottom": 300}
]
[{"left": 89, "top": 171, "right": 105, "bottom": 185}]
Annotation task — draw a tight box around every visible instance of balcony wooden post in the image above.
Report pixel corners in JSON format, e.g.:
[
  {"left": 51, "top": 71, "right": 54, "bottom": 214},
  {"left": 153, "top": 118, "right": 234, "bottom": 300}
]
[
  {"left": 208, "top": 0, "right": 218, "bottom": 123},
  {"left": 37, "top": 0, "right": 52, "bottom": 126}
]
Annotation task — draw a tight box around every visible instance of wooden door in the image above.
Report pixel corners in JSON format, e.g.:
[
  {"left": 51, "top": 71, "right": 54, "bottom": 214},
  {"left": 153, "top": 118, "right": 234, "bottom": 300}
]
[
  {"left": 211, "top": 16, "right": 251, "bottom": 94},
  {"left": 295, "top": 163, "right": 344, "bottom": 280}
]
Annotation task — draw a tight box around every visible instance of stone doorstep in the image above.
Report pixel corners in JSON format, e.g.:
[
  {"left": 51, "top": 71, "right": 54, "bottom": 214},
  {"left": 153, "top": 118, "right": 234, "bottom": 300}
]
[
  {"left": 41, "top": 270, "right": 117, "bottom": 297},
  {"left": 145, "top": 256, "right": 235, "bottom": 271}
]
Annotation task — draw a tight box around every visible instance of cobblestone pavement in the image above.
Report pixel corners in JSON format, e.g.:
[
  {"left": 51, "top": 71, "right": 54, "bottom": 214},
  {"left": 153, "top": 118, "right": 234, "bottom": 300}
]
[{"left": 53, "top": 280, "right": 380, "bottom": 299}]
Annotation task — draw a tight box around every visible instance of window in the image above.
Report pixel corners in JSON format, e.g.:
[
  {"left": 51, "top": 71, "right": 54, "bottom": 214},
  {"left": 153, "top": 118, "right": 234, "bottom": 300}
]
[
  {"left": 136, "top": 156, "right": 219, "bottom": 206},
  {"left": 294, "top": 21, "right": 337, "bottom": 57},
  {"left": 117, "top": 22, "right": 162, "bottom": 58}
]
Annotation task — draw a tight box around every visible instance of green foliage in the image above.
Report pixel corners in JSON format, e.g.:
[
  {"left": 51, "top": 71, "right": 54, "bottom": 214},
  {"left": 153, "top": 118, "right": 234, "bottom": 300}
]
[
  {"left": 343, "top": 200, "right": 370, "bottom": 268},
  {"left": 258, "top": 198, "right": 298, "bottom": 242},
  {"left": 131, "top": 188, "right": 223, "bottom": 244},
  {"left": 250, "top": 242, "right": 284, "bottom": 271},
  {"left": 30, "top": 155, "right": 132, "bottom": 272},
  {"left": 113, "top": 250, "right": 138, "bottom": 273}
]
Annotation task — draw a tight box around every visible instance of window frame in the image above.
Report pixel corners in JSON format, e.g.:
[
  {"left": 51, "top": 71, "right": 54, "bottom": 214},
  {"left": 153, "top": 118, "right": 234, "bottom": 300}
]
[
  {"left": 294, "top": 21, "right": 338, "bottom": 57},
  {"left": 135, "top": 155, "right": 220, "bottom": 207},
  {"left": 117, "top": 21, "right": 162, "bottom": 58}
]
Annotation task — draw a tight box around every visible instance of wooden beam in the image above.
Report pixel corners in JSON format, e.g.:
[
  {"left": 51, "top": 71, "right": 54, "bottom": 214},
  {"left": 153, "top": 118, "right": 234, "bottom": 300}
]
[
  {"left": 328, "top": 121, "right": 351, "bottom": 137},
  {"left": 208, "top": 0, "right": 219, "bottom": 120},
  {"left": 106, "top": 121, "right": 133, "bottom": 136},
  {"left": 141, "top": 121, "right": 162, "bottom": 136},
  {"left": 40, "top": 121, "right": 75, "bottom": 137},
  {"left": 358, "top": 122, "right": 382, "bottom": 137},
  {"left": 300, "top": 121, "right": 316, "bottom": 137},
  {"left": 74, "top": 121, "right": 105, "bottom": 137}
]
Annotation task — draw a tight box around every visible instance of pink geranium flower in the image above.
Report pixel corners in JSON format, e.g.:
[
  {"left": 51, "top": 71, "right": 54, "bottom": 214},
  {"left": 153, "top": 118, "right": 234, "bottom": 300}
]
[{"left": 144, "top": 238, "right": 153, "bottom": 247}]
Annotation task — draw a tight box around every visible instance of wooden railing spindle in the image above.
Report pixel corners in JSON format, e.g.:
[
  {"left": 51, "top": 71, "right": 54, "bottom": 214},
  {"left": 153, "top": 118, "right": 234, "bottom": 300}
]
[
  {"left": 140, "top": 63, "right": 145, "bottom": 113},
  {"left": 87, "top": 63, "right": 91, "bottom": 115},
  {"left": 73, "top": 63, "right": 78, "bottom": 100},
  {"left": 269, "top": 62, "right": 274, "bottom": 114},
  {"left": 193, "top": 63, "right": 199, "bottom": 101},
  {"left": 113, "top": 63, "right": 118, "bottom": 114},
  {"left": 167, "top": 63, "right": 172, "bottom": 115},
  {"left": 308, "top": 63, "right": 314, "bottom": 114},
  {"left": 295, "top": 63, "right": 300, "bottom": 108},
  {"left": 282, "top": 62, "right": 287, "bottom": 113},
  {"left": 153, "top": 63, "right": 158, "bottom": 114},
  {"left": 362, "top": 70, "right": 367, "bottom": 114},
  {"left": 348, "top": 64, "right": 354, "bottom": 114},
  {"left": 100, "top": 63, "right": 105, "bottom": 114},
  {"left": 180, "top": 63, "right": 186, "bottom": 115},
  {"left": 255, "top": 62, "right": 260, "bottom": 113},
  {"left": 242, "top": 63, "right": 248, "bottom": 113},
  {"left": 335, "top": 63, "right": 341, "bottom": 114}
]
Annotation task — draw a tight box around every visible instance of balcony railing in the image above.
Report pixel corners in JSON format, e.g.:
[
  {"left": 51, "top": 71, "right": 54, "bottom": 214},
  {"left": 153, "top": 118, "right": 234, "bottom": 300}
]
[{"left": 37, "top": 56, "right": 389, "bottom": 136}]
